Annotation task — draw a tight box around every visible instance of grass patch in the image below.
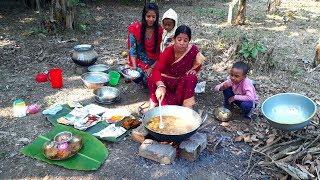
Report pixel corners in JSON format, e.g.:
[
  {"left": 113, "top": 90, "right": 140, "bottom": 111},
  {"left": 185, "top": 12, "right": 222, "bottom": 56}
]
[{"left": 289, "top": 66, "right": 303, "bottom": 78}]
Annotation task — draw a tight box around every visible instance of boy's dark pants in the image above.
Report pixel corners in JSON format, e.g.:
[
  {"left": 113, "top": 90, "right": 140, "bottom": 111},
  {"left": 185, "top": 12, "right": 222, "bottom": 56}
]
[{"left": 223, "top": 87, "right": 254, "bottom": 118}]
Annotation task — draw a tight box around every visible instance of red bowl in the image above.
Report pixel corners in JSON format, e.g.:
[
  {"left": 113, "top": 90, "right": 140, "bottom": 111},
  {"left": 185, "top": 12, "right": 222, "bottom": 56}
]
[{"left": 35, "top": 73, "right": 48, "bottom": 83}]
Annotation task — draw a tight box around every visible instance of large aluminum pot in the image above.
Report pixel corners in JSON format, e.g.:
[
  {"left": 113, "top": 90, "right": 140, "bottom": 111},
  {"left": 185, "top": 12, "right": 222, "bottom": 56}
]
[
  {"left": 71, "top": 44, "right": 98, "bottom": 66},
  {"left": 141, "top": 105, "right": 203, "bottom": 142},
  {"left": 261, "top": 93, "right": 317, "bottom": 131}
]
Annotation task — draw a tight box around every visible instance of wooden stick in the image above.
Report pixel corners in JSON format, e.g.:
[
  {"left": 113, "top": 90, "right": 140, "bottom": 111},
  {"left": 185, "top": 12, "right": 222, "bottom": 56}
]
[
  {"left": 254, "top": 136, "right": 283, "bottom": 153},
  {"left": 271, "top": 145, "right": 301, "bottom": 160},
  {"left": 255, "top": 137, "right": 300, "bottom": 154},
  {"left": 267, "top": 138, "right": 303, "bottom": 155},
  {"left": 292, "top": 135, "right": 320, "bottom": 162},
  {"left": 242, "top": 150, "right": 254, "bottom": 176}
]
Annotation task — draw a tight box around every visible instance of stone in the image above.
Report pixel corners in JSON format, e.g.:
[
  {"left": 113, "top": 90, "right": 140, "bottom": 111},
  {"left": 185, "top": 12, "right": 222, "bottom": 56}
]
[
  {"left": 131, "top": 124, "right": 148, "bottom": 143},
  {"left": 139, "top": 139, "right": 176, "bottom": 165},
  {"left": 179, "top": 133, "right": 207, "bottom": 162},
  {"left": 17, "top": 137, "right": 31, "bottom": 145},
  {"left": 189, "top": 133, "right": 207, "bottom": 151}
]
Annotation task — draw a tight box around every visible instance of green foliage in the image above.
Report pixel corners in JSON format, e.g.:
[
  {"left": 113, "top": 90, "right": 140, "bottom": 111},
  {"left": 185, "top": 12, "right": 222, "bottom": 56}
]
[
  {"left": 290, "top": 66, "right": 302, "bottom": 78},
  {"left": 75, "top": 8, "right": 92, "bottom": 32},
  {"left": 79, "top": 23, "right": 89, "bottom": 31},
  {"left": 28, "top": 26, "right": 47, "bottom": 35},
  {"left": 67, "top": 0, "right": 79, "bottom": 7},
  {"left": 239, "top": 41, "right": 266, "bottom": 60}
]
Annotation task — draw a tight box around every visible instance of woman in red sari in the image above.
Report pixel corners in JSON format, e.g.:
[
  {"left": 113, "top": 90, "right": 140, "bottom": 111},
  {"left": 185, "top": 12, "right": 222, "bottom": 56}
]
[
  {"left": 127, "top": 3, "right": 163, "bottom": 84},
  {"left": 147, "top": 25, "right": 205, "bottom": 109}
]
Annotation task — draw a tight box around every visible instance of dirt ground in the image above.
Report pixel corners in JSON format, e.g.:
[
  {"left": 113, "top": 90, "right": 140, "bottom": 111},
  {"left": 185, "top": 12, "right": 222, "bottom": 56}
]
[{"left": 0, "top": 0, "right": 320, "bottom": 179}]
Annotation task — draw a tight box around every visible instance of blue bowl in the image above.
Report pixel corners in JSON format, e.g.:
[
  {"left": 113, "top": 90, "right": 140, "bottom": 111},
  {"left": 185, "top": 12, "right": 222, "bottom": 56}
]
[{"left": 261, "top": 93, "right": 317, "bottom": 131}]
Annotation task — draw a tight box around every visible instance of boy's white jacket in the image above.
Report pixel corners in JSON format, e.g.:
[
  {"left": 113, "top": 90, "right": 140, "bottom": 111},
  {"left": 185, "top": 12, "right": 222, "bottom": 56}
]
[{"left": 161, "top": 8, "right": 178, "bottom": 52}]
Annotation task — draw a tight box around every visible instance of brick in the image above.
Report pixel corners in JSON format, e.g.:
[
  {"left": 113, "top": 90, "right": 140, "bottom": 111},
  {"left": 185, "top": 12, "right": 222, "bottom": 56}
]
[
  {"left": 131, "top": 124, "right": 148, "bottom": 143},
  {"left": 139, "top": 139, "right": 176, "bottom": 164},
  {"left": 179, "top": 133, "right": 207, "bottom": 162},
  {"left": 189, "top": 132, "right": 207, "bottom": 151}
]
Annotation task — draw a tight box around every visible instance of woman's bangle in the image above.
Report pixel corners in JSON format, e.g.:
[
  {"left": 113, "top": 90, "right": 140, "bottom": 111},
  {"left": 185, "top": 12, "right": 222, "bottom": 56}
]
[{"left": 157, "top": 84, "right": 166, "bottom": 89}]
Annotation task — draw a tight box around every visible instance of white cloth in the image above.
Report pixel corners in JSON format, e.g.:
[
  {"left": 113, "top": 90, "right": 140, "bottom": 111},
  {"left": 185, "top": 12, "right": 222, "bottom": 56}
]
[
  {"left": 160, "top": 8, "right": 178, "bottom": 52},
  {"left": 42, "top": 105, "right": 63, "bottom": 115}
]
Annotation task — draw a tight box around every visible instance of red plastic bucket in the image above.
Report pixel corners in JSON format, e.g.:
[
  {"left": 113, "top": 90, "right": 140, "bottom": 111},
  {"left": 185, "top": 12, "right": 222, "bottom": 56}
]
[{"left": 49, "top": 68, "right": 63, "bottom": 89}]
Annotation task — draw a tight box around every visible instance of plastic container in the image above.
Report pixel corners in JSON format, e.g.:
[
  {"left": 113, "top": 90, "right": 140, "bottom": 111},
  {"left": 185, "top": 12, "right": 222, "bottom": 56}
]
[
  {"left": 13, "top": 99, "right": 27, "bottom": 117},
  {"left": 49, "top": 68, "right": 63, "bottom": 89},
  {"left": 108, "top": 71, "right": 120, "bottom": 86},
  {"left": 27, "top": 103, "right": 41, "bottom": 114},
  {"left": 35, "top": 73, "right": 48, "bottom": 83}
]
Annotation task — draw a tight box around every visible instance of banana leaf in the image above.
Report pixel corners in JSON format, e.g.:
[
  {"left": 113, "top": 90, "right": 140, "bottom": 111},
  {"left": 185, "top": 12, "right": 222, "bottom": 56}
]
[
  {"left": 45, "top": 104, "right": 129, "bottom": 142},
  {"left": 20, "top": 124, "right": 108, "bottom": 171}
]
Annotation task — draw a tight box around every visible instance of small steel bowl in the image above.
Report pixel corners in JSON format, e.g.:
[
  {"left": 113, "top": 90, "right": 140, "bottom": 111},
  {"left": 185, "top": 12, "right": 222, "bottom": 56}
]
[
  {"left": 81, "top": 72, "right": 109, "bottom": 89},
  {"left": 88, "top": 64, "right": 110, "bottom": 73},
  {"left": 93, "top": 86, "right": 120, "bottom": 104},
  {"left": 214, "top": 107, "right": 232, "bottom": 122},
  {"left": 120, "top": 68, "right": 141, "bottom": 80},
  {"left": 54, "top": 131, "right": 73, "bottom": 143}
]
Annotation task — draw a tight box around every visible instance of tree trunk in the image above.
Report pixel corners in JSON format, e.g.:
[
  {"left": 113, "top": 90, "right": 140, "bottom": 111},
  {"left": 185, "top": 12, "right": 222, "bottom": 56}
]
[
  {"left": 50, "top": 0, "right": 75, "bottom": 30},
  {"left": 35, "top": 0, "right": 40, "bottom": 11},
  {"left": 314, "top": 41, "right": 320, "bottom": 67},
  {"left": 49, "top": 0, "right": 56, "bottom": 22},
  {"left": 65, "top": 10, "right": 74, "bottom": 29},
  {"left": 227, "top": 0, "right": 239, "bottom": 24},
  {"left": 235, "top": 0, "right": 246, "bottom": 25}
]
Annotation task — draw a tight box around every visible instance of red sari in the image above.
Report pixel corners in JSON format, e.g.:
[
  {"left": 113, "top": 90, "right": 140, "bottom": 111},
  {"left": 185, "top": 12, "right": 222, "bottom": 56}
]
[
  {"left": 127, "top": 22, "right": 163, "bottom": 71},
  {"left": 148, "top": 45, "right": 200, "bottom": 105}
]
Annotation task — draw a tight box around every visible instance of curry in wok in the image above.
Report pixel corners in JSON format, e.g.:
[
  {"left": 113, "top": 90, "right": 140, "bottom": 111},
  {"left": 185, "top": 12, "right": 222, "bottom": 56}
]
[{"left": 147, "top": 115, "right": 195, "bottom": 135}]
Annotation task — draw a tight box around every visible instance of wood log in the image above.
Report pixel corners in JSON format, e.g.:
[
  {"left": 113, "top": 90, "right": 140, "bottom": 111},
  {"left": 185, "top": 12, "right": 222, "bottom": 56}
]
[
  {"left": 271, "top": 145, "right": 301, "bottom": 160},
  {"left": 275, "top": 162, "right": 311, "bottom": 179}
]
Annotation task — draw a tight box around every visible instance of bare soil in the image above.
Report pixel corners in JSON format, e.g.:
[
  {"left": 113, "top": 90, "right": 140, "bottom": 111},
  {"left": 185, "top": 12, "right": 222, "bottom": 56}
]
[{"left": 0, "top": 0, "right": 319, "bottom": 179}]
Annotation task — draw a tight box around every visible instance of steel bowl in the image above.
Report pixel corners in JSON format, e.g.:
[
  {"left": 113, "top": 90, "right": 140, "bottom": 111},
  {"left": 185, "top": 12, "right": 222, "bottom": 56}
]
[
  {"left": 93, "top": 86, "right": 120, "bottom": 104},
  {"left": 81, "top": 72, "right": 109, "bottom": 89},
  {"left": 261, "top": 93, "right": 317, "bottom": 131},
  {"left": 120, "top": 68, "right": 141, "bottom": 80},
  {"left": 87, "top": 64, "right": 110, "bottom": 73},
  {"left": 214, "top": 107, "right": 232, "bottom": 122}
]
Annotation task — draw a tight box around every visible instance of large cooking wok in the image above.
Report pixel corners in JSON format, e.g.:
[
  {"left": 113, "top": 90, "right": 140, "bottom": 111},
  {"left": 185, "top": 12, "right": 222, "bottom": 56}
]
[{"left": 141, "top": 105, "right": 206, "bottom": 142}]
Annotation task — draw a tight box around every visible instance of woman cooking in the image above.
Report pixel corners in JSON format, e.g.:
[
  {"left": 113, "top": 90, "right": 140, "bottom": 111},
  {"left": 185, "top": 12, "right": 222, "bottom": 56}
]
[
  {"left": 147, "top": 25, "right": 206, "bottom": 109},
  {"left": 127, "top": 2, "right": 163, "bottom": 84}
]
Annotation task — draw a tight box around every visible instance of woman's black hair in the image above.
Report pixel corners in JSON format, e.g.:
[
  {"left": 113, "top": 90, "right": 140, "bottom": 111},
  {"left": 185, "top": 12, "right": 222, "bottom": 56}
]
[
  {"left": 174, "top": 25, "right": 192, "bottom": 40},
  {"left": 141, "top": 2, "right": 160, "bottom": 53},
  {"left": 232, "top": 61, "right": 250, "bottom": 75}
]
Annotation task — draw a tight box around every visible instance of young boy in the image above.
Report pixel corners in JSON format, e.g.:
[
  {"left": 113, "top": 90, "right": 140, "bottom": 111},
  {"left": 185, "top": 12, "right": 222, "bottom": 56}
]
[
  {"left": 214, "top": 61, "right": 258, "bottom": 119},
  {"left": 160, "top": 8, "right": 178, "bottom": 52}
]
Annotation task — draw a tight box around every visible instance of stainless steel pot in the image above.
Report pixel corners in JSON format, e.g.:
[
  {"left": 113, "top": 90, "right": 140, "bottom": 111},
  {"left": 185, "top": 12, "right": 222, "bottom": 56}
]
[
  {"left": 71, "top": 44, "right": 98, "bottom": 66},
  {"left": 141, "top": 105, "right": 204, "bottom": 142}
]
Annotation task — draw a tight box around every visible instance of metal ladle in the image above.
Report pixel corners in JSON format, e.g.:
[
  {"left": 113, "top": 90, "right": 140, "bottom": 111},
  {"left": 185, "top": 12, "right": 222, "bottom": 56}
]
[{"left": 158, "top": 98, "right": 164, "bottom": 129}]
